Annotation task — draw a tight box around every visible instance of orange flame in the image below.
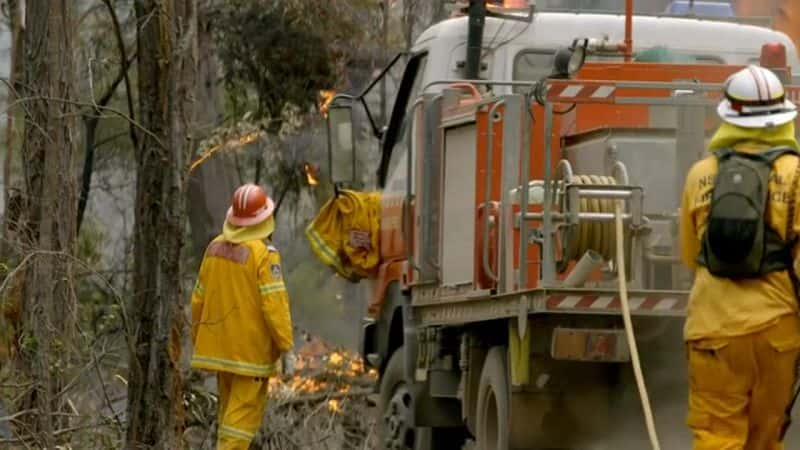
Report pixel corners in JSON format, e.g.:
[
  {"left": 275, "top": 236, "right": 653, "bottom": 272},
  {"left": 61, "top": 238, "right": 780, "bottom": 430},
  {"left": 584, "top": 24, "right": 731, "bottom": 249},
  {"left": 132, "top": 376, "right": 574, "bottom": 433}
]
[
  {"left": 329, "top": 352, "right": 344, "bottom": 366},
  {"left": 318, "top": 89, "right": 336, "bottom": 118},
  {"left": 266, "top": 342, "right": 379, "bottom": 420},
  {"left": 304, "top": 162, "right": 319, "bottom": 186},
  {"left": 327, "top": 399, "right": 342, "bottom": 413},
  {"left": 189, "top": 132, "right": 261, "bottom": 173}
]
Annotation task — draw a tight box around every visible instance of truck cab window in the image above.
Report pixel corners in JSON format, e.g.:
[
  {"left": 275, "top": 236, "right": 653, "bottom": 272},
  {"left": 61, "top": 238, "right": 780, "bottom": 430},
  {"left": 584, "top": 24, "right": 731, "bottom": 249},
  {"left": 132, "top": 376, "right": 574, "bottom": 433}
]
[
  {"left": 512, "top": 50, "right": 555, "bottom": 93},
  {"left": 378, "top": 53, "right": 428, "bottom": 188}
]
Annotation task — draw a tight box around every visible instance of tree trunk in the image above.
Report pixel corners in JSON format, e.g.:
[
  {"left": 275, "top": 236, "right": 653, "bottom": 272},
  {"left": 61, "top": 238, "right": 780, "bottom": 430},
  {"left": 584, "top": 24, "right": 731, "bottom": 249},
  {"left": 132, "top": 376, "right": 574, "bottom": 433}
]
[
  {"left": 3, "top": 0, "right": 23, "bottom": 204},
  {"left": 402, "top": 0, "right": 417, "bottom": 51},
  {"left": 1, "top": 0, "right": 25, "bottom": 261},
  {"left": 125, "top": 0, "right": 196, "bottom": 448},
  {"left": 16, "top": 0, "right": 78, "bottom": 445},
  {"left": 186, "top": 2, "right": 238, "bottom": 261},
  {"left": 428, "top": 0, "right": 448, "bottom": 26}
]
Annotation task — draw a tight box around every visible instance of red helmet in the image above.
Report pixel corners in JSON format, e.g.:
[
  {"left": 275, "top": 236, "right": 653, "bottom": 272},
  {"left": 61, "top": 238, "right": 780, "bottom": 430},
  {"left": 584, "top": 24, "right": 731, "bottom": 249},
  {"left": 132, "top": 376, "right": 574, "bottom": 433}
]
[{"left": 226, "top": 183, "right": 275, "bottom": 227}]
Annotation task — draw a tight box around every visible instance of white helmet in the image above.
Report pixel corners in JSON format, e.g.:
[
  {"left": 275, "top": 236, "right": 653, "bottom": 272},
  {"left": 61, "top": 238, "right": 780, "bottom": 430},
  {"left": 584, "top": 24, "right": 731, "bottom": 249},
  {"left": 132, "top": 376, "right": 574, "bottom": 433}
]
[{"left": 717, "top": 65, "right": 797, "bottom": 128}]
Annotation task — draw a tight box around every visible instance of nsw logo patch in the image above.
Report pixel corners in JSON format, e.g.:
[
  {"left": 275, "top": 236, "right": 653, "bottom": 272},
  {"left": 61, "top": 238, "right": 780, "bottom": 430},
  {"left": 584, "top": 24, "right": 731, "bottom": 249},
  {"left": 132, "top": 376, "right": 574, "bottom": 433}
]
[{"left": 271, "top": 264, "right": 282, "bottom": 280}]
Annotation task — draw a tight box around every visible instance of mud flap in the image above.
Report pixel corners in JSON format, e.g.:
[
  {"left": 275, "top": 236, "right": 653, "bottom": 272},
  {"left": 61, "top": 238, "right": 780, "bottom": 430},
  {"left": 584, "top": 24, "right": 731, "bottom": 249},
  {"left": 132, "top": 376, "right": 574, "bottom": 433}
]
[
  {"left": 409, "top": 379, "right": 463, "bottom": 428},
  {"left": 509, "top": 320, "right": 531, "bottom": 386}
]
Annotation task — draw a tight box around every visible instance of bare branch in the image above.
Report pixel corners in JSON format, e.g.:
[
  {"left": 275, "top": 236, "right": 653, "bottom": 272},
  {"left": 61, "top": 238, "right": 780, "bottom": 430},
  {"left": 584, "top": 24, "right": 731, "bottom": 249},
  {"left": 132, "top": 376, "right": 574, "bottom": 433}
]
[
  {"left": 0, "top": 409, "right": 37, "bottom": 423},
  {"left": 0, "top": 423, "right": 104, "bottom": 445},
  {"left": 77, "top": 51, "right": 138, "bottom": 234},
  {"left": 2, "top": 95, "right": 165, "bottom": 149},
  {"left": 277, "top": 388, "right": 372, "bottom": 408},
  {"left": 101, "top": 0, "right": 138, "bottom": 149}
]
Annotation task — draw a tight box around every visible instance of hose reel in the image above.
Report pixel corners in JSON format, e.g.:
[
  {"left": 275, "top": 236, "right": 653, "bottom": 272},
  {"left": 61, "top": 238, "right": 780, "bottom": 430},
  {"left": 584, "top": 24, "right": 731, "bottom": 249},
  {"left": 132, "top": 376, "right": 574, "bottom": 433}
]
[{"left": 555, "top": 161, "right": 635, "bottom": 274}]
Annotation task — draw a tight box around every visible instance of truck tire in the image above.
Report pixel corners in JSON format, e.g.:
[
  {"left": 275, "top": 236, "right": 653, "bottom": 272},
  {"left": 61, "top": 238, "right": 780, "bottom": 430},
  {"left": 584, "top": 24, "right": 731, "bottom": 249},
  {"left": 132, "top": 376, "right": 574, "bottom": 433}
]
[
  {"left": 378, "top": 348, "right": 467, "bottom": 450},
  {"left": 378, "top": 348, "right": 416, "bottom": 450},
  {"left": 476, "top": 346, "right": 509, "bottom": 450}
]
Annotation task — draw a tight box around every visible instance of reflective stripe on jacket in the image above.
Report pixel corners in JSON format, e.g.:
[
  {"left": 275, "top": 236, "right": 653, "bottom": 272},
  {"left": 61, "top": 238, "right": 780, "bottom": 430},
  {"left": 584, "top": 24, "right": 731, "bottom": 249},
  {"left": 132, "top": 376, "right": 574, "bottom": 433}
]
[{"left": 191, "top": 237, "right": 293, "bottom": 377}]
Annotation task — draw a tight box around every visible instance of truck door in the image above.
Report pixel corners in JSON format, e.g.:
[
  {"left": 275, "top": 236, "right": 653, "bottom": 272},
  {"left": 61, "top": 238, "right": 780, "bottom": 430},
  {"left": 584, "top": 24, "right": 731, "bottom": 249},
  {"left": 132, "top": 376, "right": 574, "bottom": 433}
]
[{"left": 379, "top": 53, "right": 428, "bottom": 264}]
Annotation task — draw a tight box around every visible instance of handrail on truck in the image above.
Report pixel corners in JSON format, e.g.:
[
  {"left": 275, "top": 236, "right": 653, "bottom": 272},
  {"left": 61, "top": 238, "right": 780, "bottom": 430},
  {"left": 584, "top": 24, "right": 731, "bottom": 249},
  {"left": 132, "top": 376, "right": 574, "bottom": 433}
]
[
  {"left": 418, "top": 77, "right": 800, "bottom": 289},
  {"left": 536, "top": 77, "right": 737, "bottom": 285},
  {"left": 404, "top": 97, "right": 427, "bottom": 278},
  {"left": 482, "top": 100, "right": 505, "bottom": 283}
]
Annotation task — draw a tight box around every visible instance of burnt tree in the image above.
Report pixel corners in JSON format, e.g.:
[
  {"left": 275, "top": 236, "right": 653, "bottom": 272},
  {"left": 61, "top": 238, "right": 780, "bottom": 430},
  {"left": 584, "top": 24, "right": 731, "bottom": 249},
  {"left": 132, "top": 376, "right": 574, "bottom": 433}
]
[
  {"left": 186, "top": 1, "right": 239, "bottom": 261},
  {"left": 3, "top": 0, "right": 24, "bottom": 219},
  {"left": 16, "top": 0, "right": 78, "bottom": 445},
  {"left": 125, "top": 0, "right": 196, "bottom": 448}
]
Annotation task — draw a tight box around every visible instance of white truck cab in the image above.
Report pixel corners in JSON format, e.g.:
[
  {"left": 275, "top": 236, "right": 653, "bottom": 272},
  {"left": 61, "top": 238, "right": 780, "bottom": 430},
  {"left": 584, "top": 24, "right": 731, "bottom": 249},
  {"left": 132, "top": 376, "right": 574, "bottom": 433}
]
[
  {"left": 413, "top": 12, "right": 799, "bottom": 95},
  {"left": 378, "top": 12, "right": 800, "bottom": 194}
]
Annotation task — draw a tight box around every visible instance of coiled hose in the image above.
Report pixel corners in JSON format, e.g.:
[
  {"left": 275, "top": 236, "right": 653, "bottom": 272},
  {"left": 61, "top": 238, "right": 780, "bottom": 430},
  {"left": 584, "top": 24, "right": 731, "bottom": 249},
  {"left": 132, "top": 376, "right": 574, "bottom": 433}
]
[{"left": 559, "top": 175, "right": 631, "bottom": 272}]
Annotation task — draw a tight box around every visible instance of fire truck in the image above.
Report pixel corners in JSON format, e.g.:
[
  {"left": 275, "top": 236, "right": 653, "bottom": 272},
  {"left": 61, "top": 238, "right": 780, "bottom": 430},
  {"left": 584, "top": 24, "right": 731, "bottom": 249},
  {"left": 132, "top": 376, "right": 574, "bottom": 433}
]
[{"left": 318, "top": 1, "right": 800, "bottom": 449}]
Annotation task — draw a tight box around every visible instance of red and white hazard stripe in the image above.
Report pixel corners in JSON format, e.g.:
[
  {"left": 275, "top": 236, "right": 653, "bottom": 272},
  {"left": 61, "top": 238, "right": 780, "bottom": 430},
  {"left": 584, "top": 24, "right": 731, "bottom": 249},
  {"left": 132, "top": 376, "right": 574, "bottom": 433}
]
[
  {"left": 547, "top": 83, "right": 617, "bottom": 101},
  {"left": 547, "top": 294, "right": 686, "bottom": 313}
]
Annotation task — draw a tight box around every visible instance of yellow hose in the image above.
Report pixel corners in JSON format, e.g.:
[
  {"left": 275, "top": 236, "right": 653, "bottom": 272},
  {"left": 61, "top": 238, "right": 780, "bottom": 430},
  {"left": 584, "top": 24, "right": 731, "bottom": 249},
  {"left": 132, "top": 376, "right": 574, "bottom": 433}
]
[
  {"left": 615, "top": 200, "right": 661, "bottom": 450},
  {"left": 561, "top": 175, "right": 630, "bottom": 271}
]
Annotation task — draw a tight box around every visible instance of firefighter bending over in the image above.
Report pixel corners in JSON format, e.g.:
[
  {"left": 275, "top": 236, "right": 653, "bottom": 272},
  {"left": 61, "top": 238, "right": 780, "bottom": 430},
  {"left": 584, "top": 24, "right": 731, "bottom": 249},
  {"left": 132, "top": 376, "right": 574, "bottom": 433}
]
[
  {"left": 680, "top": 65, "right": 800, "bottom": 450},
  {"left": 191, "top": 183, "right": 294, "bottom": 450}
]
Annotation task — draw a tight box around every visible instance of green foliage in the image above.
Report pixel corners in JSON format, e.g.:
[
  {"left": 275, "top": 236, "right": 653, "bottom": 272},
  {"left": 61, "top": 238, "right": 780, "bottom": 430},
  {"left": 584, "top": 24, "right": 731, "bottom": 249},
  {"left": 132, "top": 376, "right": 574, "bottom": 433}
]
[
  {"left": 77, "top": 219, "right": 106, "bottom": 267},
  {"left": 74, "top": 219, "right": 125, "bottom": 342},
  {"left": 19, "top": 332, "right": 38, "bottom": 353},
  {"left": 212, "top": 0, "right": 362, "bottom": 126}
]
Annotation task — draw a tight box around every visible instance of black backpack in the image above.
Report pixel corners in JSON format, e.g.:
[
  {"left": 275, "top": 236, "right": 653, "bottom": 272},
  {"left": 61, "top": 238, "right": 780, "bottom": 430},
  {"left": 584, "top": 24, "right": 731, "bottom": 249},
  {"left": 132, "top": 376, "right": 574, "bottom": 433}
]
[{"left": 697, "top": 147, "right": 800, "bottom": 279}]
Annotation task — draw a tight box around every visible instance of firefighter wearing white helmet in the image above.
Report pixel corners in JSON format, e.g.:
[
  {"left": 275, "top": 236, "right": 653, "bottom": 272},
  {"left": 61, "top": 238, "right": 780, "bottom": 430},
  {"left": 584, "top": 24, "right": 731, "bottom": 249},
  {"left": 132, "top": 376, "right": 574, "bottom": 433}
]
[
  {"left": 717, "top": 64, "right": 798, "bottom": 128},
  {"left": 191, "top": 183, "right": 295, "bottom": 450},
  {"left": 680, "top": 65, "right": 800, "bottom": 449}
]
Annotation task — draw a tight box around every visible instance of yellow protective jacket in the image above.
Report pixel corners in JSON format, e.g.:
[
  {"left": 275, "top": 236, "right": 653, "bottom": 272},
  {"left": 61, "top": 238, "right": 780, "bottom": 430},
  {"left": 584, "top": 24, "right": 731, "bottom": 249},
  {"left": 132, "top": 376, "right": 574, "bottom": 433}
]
[
  {"left": 306, "top": 189, "right": 381, "bottom": 281},
  {"left": 680, "top": 121, "right": 800, "bottom": 341},
  {"left": 191, "top": 217, "right": 293, "bottom": 377}
]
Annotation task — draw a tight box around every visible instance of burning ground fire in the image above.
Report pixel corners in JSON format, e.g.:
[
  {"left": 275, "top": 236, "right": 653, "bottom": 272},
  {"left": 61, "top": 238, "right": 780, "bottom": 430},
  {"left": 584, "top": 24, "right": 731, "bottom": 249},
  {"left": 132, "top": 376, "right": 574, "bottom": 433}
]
[
  {"left": 184, "top": 336, "right": 380, "bottom": 449},
  {"left": 268, "top": 337, "right": 378, "bottom": 414}
]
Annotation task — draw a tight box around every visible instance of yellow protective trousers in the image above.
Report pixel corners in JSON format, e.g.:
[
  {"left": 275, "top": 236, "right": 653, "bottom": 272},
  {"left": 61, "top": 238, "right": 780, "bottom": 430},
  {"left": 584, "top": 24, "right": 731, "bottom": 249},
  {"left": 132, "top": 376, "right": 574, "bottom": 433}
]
[
  {"left": 216, "top": 372, "right": 269, "bottom": 450},
  {"left": 687, "top": 314, "right": 800, "bottom": 450}
]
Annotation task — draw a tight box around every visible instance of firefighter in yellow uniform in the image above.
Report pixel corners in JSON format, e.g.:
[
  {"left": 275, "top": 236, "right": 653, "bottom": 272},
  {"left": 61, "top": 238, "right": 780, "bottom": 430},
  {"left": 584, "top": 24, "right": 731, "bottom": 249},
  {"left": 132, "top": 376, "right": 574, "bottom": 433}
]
[
  {"left": 680, "top": 65, "right": 800, "bottom": 450},
  {"left": 191, "top": 183, "right": 294, "bottom": 450}
]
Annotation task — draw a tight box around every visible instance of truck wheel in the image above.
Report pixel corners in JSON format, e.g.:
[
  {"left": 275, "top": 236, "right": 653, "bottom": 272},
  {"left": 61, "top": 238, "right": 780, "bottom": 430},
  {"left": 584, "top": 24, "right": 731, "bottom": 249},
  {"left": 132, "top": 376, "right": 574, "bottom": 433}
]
[
  {"left": 378, "top": 348, "right": 467, "bottom": 450},
  {"left": 476, "top": 346, "right": 509, "bottom": 450},
  {"left": 378, "top": 348, "right": 417, "bottom": 450}
]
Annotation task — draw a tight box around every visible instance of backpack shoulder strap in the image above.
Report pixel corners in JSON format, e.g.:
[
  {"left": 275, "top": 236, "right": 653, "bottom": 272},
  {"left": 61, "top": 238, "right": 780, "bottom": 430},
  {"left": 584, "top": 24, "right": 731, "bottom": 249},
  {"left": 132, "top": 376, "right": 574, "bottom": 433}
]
[
  {"left": 785, "top": 153, "right": 800, "bottom": 243},
  {"left": 762, "top": 147, "right": 800, "bottom": 165},
  {"left": 714, "top": 148, "right": 735, "bottom": 161}
]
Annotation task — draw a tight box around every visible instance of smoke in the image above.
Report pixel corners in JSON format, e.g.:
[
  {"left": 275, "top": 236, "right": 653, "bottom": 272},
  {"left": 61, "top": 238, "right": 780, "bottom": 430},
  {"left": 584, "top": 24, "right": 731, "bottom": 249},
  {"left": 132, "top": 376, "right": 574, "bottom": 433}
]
[
  {"left": 604, "top": 342, "right": 693, "bottom": 449},
  {"left": 576, "top": 320, "right": 800, "bottom": 448},
  {"left": 558, "top": 321, "right": 693, "bottom": 449}
]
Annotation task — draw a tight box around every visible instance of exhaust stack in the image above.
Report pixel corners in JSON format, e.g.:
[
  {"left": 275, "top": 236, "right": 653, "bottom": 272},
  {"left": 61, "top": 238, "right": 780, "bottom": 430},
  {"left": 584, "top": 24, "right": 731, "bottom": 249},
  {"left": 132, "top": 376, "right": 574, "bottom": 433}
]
[{"left": 466, "top": 0, "right": 487, "bottom": 79}]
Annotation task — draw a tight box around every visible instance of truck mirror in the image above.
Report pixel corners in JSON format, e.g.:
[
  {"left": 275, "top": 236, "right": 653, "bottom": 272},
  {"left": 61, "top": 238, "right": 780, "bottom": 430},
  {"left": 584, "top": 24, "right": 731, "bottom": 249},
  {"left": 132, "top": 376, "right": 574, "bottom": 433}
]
[{"left": 326, "top": 98, "right": 358, "bottom": 187}]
